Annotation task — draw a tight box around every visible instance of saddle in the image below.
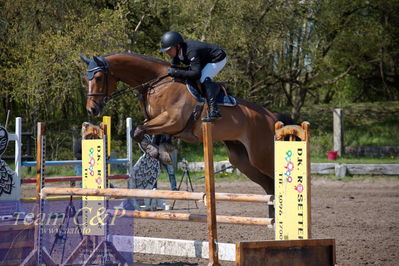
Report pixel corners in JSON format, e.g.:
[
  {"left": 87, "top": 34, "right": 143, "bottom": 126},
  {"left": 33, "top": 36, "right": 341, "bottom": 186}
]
[{"left": 185, "top": 79, "right": 237, "bottom": 107}]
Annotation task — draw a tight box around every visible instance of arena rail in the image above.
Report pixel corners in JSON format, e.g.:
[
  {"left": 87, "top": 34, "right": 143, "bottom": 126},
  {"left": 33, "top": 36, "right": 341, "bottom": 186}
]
[{"left": 5, "top": 117, "right": 133, "bottom": 180}]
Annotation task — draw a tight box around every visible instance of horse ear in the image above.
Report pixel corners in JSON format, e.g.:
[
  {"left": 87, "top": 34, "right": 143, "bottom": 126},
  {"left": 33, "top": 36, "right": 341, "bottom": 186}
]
[
  {"left": 80, "top": 55, "right": 91, "bottom": 65},
  {"left": 93, "top": 56, "right": 104, "bottom": 66}
]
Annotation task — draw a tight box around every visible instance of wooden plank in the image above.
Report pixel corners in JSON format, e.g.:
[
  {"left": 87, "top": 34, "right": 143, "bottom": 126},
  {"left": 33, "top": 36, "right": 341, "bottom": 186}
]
[
  {"left": 311, "top": 163, "right": 335, "bottom": 174},
  {"left": 346, "top": 163, "right": 399, "bottom": 175},
  {"left": 108, "top": 209, "right": 274, "bottom": 226},
  {"left": 236, "top": 239, "right": 336, "bottom": 266},
  {"left": 202, "top": 122, "right": 220, "bottom": 266},
  {"left": 311, "top": 163, "right": 399, "bottom": 176}
]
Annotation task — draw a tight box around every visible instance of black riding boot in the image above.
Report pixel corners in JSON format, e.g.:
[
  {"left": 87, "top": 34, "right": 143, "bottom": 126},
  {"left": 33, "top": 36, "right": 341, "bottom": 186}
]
[{"left": 201, "top": 77, "right": 222, "bottom": 122}]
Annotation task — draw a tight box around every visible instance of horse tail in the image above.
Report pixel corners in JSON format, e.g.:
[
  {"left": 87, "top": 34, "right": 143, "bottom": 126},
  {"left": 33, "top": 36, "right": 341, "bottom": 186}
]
[{"left": 276, "top": 113, "right": 296, "bottom": 126}]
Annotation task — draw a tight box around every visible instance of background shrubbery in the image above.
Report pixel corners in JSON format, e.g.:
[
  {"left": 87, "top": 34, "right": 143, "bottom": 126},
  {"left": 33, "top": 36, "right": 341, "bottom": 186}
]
[{"left": 1, "top": 0, "right": 398, "bottom": 164}]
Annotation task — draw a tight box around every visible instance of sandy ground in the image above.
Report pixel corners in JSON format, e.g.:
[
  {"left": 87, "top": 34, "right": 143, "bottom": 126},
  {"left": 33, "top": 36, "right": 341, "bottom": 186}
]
[
  {"left": 18, "top": 177, "right": 399, "bottom": 265},
  {"left": 133, "top": 178, "right": 399, "bottom": 265}
]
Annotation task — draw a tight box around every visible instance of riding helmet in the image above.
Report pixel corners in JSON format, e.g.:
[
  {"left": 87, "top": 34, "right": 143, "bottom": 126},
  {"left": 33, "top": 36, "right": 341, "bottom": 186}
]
[{"left": 160, "top": 31, "right": 184, "bottom": 52}]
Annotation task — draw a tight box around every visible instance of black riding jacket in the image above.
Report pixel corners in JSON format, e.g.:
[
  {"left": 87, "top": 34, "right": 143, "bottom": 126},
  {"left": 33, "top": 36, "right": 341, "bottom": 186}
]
[{"left": 169, "top": 40, "right": 226, "bottom": 80}]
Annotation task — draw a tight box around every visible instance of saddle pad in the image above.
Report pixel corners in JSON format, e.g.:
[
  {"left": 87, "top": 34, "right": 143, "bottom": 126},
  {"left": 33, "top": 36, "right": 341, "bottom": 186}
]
[{"left": 185, "top": 80, "right": 237, "bottom": 106}]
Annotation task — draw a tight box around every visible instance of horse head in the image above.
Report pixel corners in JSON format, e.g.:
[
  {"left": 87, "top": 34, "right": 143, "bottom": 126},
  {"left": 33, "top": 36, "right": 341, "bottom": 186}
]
[{"left": 80, "top": 55, "right": 118, "bottom": 116}]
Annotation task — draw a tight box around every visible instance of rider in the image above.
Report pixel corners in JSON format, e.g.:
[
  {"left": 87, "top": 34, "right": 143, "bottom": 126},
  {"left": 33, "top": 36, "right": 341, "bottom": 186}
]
[{"left": 160, "top": 30, "right": 227, "bottom": 122}]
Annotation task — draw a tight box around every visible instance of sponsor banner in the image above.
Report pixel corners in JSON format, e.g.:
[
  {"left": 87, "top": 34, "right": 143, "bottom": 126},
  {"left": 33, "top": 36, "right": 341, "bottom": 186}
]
[
  {"left": 82, "top": 139, "right": 106, "bottom": 236},
  {"left": 275, "top": 141, "right": 309, "bottom": 240}
]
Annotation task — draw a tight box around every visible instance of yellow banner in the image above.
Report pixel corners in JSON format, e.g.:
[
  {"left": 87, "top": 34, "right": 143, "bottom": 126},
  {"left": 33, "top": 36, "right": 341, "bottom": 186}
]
[
  {"left": 275, "top": 141, "right": 309, "bottom": 240},
  {"left": 82, "top": 139, "right": 107, "bottom": 235}
]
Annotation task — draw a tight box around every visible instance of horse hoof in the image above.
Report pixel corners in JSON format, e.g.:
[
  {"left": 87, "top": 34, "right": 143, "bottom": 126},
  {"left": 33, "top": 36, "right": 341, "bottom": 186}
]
[
  {"left": 132, "top": 126, "right": 145, "bottom": 141},
  {"left": 159, "top": 152, "right": 172, "bottom": 165},
  {"left": 147, "top": 145, "right": 159, "bottom": 158}
]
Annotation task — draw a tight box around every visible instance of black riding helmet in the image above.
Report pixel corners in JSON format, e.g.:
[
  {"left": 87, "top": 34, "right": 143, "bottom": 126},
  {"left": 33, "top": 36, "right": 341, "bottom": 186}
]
[{"left": 160, "top": 31, "right": 184, "bottom": 52}]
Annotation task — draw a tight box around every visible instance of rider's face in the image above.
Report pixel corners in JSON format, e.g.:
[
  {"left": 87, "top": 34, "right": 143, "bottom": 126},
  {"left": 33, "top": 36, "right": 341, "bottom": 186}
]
[{"left": 166, "top": 45, "right": 178, "bottom": 58}]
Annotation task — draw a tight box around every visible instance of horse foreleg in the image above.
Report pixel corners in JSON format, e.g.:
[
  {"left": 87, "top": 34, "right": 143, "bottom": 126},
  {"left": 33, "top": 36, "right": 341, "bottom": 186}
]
[
  {"left": 132, "top": 111, "right": 182, "bottom": 164},
  {"left": 131, "top": 111, "right": 173, "bottom": 148},
  {"left": 136, "top": 111, "right": 185, "bottom": 137}
]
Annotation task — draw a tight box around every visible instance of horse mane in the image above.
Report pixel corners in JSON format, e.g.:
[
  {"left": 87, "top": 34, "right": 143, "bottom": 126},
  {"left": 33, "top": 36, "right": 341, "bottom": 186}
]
[{"left": 104, "top": 51, "right": 170, "bottom": 66}]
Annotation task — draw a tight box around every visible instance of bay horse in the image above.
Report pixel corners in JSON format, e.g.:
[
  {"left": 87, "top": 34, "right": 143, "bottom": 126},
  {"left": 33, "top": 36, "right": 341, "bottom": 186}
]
[{"left": 81, "top": 53, "right": 291, "bottom": 197}]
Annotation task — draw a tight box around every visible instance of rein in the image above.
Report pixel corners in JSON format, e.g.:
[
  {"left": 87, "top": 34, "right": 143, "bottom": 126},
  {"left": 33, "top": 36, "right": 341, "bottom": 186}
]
[
  {"left": 87, "top": 72, "right": 171, "bottom": 105},
  {"left": 107, "top": 74, "right": 171, "bottom": 103}
]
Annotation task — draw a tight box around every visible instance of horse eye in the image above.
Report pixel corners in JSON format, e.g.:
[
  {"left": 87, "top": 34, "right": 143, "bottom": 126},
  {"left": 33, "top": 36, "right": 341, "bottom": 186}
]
[{"left": 95, "top": 76, "right": 102, "bottom": 82}]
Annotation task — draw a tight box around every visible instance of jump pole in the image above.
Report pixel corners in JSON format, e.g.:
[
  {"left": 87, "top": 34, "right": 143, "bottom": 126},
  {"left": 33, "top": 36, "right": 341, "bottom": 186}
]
[
  {"left": 21, "top": 122, "right": 56, "bottom": 266},
  {"left": 41, "top": 187, "right": 273, "bottom": 203},
  {"left": 35, "top": 123, "right": 45, "bottom": 201},
  {"left": 202, "top": 121, "right": 220, "bottom": 266},
  {"left": 39, "top": 121, "right": 326, "bottom": 265},
  {"left": 108, "top": 209, "right": 273, "bottom": 226}
]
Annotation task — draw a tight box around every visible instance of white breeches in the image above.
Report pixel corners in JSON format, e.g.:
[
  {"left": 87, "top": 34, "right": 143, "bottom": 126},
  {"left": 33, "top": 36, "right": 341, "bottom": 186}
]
[{"left": 200, "top": 57, "right": 227, "bottom": 83}]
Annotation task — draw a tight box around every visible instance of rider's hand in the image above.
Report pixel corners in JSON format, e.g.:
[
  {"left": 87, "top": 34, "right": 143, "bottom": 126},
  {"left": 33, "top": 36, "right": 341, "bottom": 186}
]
[{"left": 168, "top": 67, "right": 178, "bottom": 77}]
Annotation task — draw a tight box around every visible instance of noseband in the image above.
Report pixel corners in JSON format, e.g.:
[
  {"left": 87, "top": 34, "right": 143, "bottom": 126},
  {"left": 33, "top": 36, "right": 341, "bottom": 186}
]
[{"left": 86, "top": 68, "right": 111, "bottom": 106}]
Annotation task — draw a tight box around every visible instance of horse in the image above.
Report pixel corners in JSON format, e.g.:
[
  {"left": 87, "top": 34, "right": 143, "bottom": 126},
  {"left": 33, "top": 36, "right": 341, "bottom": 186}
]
[{"left": 81, "top": 53, "right": 292, "bottom": 197}]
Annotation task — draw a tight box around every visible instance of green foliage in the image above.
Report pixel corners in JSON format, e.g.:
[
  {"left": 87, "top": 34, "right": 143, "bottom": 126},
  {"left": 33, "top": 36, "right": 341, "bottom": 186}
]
[
  {"left": 1, "top": 0, "right": 398, "bottom": 163},
  {"left": 301, "top": 101, "right": 399, "bottom": 159}
]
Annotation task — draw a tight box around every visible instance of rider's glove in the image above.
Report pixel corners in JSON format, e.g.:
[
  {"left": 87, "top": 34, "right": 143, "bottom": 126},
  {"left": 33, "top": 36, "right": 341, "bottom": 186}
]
[{"left": 168, "top": 67, "right": 178, "bottom": 77}]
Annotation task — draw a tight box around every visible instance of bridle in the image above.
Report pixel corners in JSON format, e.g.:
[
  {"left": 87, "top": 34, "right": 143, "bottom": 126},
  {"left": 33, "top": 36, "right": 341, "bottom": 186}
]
[
  {"left": 86, "top": 65, "right": 111, "bottom": 109},
  {"left": 87, "top": 67, "right": 171, "bottom": 106}
]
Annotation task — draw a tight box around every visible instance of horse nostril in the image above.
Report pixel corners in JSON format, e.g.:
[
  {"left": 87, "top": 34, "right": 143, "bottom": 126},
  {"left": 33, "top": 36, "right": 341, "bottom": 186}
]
[{"left": 87, "top": 108, "right": 98, "bottom": 117}]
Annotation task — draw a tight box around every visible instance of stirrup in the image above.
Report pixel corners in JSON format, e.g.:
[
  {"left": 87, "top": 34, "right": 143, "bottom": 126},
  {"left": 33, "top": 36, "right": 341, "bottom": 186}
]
[{"left": 202, "top": 112, "right": 222, "bottom": 122}]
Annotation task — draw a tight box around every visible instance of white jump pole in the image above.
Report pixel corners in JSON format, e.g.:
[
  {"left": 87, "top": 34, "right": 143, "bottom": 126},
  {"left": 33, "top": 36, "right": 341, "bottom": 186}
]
[
  {"left": 126, "top": 117, "right": 133, "bottom": 170},
  {"left": 7, "top": 117, "right": 22, "bottom": 180},
  {"left": 14, "top": 117, "right": 22, "bottom": 181}
]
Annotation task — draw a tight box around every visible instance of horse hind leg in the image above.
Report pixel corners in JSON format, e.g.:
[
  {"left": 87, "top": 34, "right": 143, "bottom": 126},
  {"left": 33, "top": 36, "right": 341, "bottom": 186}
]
[{"left": 224, "top": 140, "right": 275, "bottom": 217}]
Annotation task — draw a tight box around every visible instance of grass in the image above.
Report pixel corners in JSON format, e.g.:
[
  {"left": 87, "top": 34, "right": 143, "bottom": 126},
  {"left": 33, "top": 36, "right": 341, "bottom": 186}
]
[{"left": 5, "top": 101, "right": 399, "bottom": 180}]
